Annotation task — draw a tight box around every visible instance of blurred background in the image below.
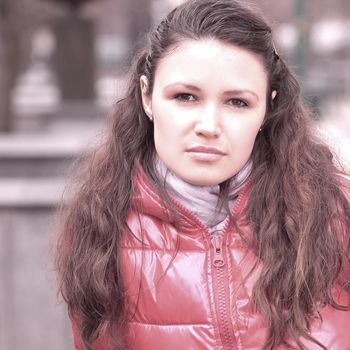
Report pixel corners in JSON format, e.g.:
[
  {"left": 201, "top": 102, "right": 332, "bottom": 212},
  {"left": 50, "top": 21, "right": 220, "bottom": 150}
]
[{"left": 0, "top": 0, "right": 349, "bottom": 349}]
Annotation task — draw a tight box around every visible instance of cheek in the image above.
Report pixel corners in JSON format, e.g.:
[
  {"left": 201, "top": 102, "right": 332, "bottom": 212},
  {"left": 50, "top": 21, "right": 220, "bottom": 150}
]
[
  {"left": 226, "top": 121, "right": 261, "bottom": 149},
  {"left": 152, "top": 107, "right": 183, "bottom": 153},
  {"left": 227, "top": 104, "right": 266, "bottom": 147},
  {"left": 153, "top": 104, "right": 191, "bottom": 139},
  {"left": 152, "top": 104, "right": 172, "bottom": 137}
]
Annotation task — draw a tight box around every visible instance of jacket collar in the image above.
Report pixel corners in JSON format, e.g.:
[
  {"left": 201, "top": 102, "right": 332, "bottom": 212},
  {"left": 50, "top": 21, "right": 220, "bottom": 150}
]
[{"left": 131, "top": 164, "right": 251, "bottom": 233}]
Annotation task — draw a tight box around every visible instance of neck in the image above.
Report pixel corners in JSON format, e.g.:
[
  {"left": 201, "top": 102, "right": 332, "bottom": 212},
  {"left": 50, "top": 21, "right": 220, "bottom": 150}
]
[{"left": 155, "top": 156, "right": 252, "bottom": 229}]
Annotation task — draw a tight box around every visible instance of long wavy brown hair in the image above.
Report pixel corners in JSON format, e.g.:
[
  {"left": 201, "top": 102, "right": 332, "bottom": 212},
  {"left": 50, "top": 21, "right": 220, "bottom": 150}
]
[{"left": 55, "top": 0, "right": 350, "bottom": 349}]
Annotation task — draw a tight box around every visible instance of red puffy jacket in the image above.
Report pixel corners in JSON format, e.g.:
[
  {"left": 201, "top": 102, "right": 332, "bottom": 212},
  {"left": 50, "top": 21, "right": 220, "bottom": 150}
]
[{"left": 72, "top": 170, "right": 350, "bottom": 350}]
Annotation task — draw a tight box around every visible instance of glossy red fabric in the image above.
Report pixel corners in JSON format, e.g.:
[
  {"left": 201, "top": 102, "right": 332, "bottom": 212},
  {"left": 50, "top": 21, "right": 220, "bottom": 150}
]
[{"left": 72, "top": 171, "right": 350, "bottom": 350}]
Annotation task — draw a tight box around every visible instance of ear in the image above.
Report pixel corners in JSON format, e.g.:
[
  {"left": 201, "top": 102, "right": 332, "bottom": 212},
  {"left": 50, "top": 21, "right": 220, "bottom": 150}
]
[
  {"left": 272, "top": 90, "right": 277, "bottom": 100},
  {"left": 140, "top": 75, "right": 153, "bottom": 119}
]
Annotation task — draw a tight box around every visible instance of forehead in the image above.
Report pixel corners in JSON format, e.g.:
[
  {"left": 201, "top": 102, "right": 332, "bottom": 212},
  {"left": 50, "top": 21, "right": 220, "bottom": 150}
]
[{"left": 154, "top": 39, "right": 268, "bottom": 93}]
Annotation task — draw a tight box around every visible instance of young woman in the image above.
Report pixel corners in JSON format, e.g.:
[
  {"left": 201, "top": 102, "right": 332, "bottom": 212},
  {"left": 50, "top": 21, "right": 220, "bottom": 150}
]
[{"left": 55, "top": 0, "right": 350, "bottom": 349}]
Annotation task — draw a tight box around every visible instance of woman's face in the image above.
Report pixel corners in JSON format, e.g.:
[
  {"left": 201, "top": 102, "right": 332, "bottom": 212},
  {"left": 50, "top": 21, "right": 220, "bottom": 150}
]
[{"left": 140, "top": 39, "right": 268, "bottom": 186}]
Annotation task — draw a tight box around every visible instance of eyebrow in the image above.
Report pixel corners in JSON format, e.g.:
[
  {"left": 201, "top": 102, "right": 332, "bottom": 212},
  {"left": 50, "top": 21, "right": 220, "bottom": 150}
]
[{"left": 163, "top": 82, "right": 259, "bottom": 101}]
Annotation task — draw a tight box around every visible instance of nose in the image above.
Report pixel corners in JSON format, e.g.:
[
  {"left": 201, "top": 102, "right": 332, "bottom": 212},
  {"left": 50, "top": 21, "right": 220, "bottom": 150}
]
[{"left": 194, "top": 104, "right": 222, "bottom": 138}]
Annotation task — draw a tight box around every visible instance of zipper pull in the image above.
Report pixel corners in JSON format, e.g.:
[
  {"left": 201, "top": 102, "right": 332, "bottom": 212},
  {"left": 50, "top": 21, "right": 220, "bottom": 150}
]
[{"left": 211, "top": 235, "right": 225, "bottom": 268}]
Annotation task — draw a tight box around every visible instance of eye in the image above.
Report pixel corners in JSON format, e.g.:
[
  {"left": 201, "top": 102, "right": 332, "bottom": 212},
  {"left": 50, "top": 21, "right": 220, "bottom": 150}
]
[
  {"left": 228, "top": 98, "right": 248, "bottom": 108},
  {"left": 173, "top": 93, "right": 196, "bottom": 102}
]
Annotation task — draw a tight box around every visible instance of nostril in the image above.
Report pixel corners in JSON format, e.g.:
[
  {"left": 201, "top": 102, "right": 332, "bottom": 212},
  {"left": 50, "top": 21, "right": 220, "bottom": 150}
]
[{"left": 194, "top": 123, "right": 221, "bottom": 137}]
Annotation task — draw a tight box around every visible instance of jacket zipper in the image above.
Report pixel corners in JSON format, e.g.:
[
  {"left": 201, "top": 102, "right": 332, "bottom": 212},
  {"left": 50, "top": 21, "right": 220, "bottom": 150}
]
[
  {"left": 210, "top": 233, "right": 238, "bottom": 350},
  {"left": 163, "top": 182, "right": 250, "bottom": 350}
]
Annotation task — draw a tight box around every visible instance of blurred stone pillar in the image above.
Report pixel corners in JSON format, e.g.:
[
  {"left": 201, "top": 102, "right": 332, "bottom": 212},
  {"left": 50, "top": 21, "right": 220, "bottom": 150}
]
[{"left": 53, "top": 15, "right": 95, "bottom": 100}]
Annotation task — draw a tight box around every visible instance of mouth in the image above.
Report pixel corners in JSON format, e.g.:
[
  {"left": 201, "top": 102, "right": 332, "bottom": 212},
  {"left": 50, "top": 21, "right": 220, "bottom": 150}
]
[{"left": 186, "top": 145, "right": 226, "bottom": 162}]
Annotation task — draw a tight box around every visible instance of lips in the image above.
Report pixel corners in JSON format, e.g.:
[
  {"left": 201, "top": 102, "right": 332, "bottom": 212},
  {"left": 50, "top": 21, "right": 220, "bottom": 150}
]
[
  {"left": 186, "top": 145, "right": 226, "bottom": 155},
  {"left": 186, "top": 145, "right": 226, "bottom": 162}
]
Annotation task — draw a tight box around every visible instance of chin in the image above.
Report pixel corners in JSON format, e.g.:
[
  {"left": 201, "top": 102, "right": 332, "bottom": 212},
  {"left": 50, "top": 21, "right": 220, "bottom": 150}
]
[{"left": 182, "top": 175, "right": 224, "bottom": 187}]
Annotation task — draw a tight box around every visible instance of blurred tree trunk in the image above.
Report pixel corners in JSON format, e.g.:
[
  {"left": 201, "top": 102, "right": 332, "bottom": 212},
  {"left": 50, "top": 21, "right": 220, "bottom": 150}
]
[
  {"left": 127, "top": 0, "right": 152, "bottom": 54},
  {"left": 53, "top": 14, "right": 95, "bottom": 100},
  {"left": 0, "top": 1, "right": 20, "bottom": 132}
]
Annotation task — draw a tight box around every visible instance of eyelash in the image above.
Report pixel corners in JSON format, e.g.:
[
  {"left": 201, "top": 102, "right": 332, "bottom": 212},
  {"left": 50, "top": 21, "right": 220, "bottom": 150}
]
[
  {"left": 228, "top": 99, "right": 249, "bottom": 108},
  {"left": 173, "top": 93, "right": 249, "bottom": 108},
  {"left": 174, "top": 93, "right": 196, "bottom": 102}
]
